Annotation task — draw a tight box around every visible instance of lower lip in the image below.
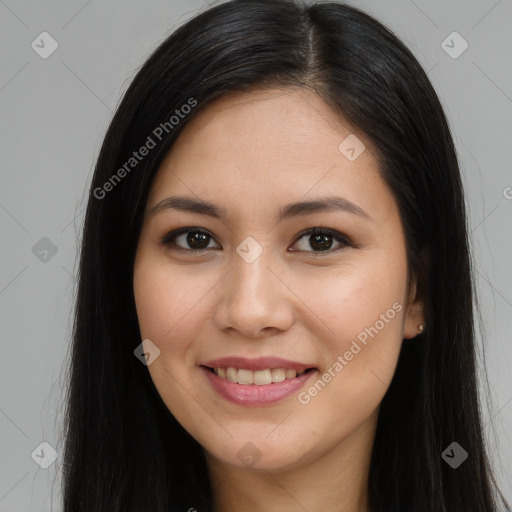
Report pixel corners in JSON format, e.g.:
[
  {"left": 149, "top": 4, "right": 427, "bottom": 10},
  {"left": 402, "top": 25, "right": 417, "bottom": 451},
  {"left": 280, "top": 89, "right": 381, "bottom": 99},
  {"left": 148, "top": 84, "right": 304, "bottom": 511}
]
[{"left": 200, "top": 366, "right": 317, "bottom": 407}]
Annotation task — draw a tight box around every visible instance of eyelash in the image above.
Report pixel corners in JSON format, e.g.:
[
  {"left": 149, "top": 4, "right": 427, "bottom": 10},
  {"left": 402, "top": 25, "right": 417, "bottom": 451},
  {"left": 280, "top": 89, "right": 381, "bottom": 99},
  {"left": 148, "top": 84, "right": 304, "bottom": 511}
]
[{"left": 158, "top": 225, "right": 354, "bottom": 256}]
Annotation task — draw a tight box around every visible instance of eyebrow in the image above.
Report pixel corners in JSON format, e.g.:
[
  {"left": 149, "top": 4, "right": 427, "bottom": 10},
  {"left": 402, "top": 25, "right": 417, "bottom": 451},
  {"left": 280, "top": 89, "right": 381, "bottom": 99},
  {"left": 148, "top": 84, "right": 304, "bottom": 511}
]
[{"left": 148, "top": 195, "right": 373, "bottom": 222}]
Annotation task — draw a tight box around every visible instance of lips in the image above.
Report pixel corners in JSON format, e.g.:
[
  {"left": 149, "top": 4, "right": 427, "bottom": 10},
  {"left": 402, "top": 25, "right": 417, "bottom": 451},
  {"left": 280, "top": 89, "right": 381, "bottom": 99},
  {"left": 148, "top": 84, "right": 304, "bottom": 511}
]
[{"left": 199, "top": 356, "right": 318, "bottom": 406}]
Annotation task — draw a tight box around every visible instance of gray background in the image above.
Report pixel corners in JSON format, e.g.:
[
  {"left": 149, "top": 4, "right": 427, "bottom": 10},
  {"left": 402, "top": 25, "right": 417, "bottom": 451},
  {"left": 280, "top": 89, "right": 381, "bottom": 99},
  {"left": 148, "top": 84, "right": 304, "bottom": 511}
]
[{"left": 0, "top": 0, "right": 511, "bottom": 510}]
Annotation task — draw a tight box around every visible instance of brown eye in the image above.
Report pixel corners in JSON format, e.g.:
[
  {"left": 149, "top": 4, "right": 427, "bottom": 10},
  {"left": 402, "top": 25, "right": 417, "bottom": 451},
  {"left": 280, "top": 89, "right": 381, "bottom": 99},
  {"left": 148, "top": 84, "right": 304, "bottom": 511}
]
[
  {"left": 290, "top": 228, "right": 352, "bottom": 254},
  {"left": 160, "top": 228, "right": 219, "bottom": 252}
]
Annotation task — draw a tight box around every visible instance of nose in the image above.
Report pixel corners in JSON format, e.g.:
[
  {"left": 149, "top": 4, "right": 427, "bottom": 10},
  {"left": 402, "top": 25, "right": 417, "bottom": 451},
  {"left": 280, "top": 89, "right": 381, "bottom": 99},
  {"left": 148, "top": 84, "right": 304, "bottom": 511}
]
[{"left": 212, "top": 252, "right": 294, "bottom": 339}]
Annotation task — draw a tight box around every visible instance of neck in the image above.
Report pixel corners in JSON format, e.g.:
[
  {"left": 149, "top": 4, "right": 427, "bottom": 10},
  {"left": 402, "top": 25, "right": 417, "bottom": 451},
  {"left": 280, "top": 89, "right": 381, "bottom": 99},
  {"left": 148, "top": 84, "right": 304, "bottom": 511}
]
[{"left": 206, "top": 410, "right": 377, "bottom": 512}]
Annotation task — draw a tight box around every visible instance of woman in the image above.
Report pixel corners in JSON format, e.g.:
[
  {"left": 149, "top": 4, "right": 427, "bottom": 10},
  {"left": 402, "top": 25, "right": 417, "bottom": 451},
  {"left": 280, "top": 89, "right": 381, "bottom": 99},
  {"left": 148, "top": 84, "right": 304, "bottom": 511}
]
[{"left": 61, "top": 0, "right": 511, "bottom": 510}]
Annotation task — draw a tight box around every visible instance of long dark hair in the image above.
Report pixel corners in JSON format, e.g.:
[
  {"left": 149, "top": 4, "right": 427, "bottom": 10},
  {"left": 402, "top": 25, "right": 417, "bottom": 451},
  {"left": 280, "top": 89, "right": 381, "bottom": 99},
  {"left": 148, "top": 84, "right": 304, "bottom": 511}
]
[{"left": 60, "top": 0, "right": 510, "bottom": 510}]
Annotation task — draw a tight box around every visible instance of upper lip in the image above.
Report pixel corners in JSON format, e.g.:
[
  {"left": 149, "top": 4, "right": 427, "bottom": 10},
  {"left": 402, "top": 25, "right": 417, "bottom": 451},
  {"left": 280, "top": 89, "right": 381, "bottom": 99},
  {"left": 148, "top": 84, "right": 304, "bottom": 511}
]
[{"left": 200, "top": 356, "right": 315, "bottom": 371}]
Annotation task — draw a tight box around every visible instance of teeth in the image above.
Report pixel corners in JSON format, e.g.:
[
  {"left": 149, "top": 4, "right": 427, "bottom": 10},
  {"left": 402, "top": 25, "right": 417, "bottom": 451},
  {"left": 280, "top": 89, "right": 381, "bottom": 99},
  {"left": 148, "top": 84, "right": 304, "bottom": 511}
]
[
  {"left": 285, "top": 369, "right": 297, "bottom": 379},
  {"left": 271, "top": 368, "right": 286, "bottom": 383},
  {"left": 237, "top": 369, "right": 253, "bottom": 385},
  {"left": 226, "top": 367, "right": 237, "bottom": 383},
  {"left": 253, "top": 369, "right": 272, "bottom": 385},
  {"left": 213, "top": 367, "right": 309, "bottom": 385}
]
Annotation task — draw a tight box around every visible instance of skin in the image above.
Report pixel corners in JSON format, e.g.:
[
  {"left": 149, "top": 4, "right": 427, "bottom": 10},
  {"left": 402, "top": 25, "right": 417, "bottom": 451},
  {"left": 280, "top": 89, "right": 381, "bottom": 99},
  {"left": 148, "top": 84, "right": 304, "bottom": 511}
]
[{"left": 133, "top": 87, "right": 425, "bottom": 512}]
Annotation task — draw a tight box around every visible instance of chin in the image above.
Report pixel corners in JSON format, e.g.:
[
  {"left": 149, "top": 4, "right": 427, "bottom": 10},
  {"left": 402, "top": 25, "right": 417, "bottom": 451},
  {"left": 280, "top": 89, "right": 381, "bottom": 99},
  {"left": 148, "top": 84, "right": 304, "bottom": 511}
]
[{"left": 203, "top": 433, "right": 317, "bottom": 474}]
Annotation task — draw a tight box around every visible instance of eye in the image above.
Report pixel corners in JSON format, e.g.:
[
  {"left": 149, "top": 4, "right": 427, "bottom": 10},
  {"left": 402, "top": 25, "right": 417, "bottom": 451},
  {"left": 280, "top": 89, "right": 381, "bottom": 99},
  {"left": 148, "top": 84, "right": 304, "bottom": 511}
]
[
  {"left": 159, "top": 226, "right": 353, "bottom": 255},
  {"left": 290, "top": 227, "right": 353, "bottom": 254},
  {"left": 159, "top": 227, "right": 219, "bottom": 253}
]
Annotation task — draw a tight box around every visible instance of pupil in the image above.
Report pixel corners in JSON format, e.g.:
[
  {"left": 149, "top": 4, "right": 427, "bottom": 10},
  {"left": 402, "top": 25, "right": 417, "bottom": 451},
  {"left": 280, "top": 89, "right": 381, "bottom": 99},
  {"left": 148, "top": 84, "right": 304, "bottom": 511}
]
[
  {"left": 187, "top": 231, "right": 209, "bottom": 249},
  {"left": 311, "top": 233, "right": 332, "bottom": 251}
]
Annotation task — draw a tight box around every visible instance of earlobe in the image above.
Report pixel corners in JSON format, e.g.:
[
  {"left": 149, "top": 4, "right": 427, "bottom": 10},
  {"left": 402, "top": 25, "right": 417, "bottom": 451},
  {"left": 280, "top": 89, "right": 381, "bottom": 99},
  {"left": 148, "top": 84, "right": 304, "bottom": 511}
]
[
  {"left": 403, "top": 310, "right": 426, "bottom": 339},
  {"left": 403, "top": 278, "right": 426, "bottom": 340},
  {"left": 403, "top": 304, "right": 426, "bottom": 339}
]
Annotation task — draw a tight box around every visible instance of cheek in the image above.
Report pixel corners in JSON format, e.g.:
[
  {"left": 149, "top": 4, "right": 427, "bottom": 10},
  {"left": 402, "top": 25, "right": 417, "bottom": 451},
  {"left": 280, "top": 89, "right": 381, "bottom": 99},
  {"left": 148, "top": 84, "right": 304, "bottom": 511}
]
[
  {"left": 290, "top": 259, "right": 407, "bottom": 428},
  {"left": 290, "top": 254, "right": 407, "bottom": 354},
  {"left": 132, "top": 257, "right": 212, "bottom": 431},
  {"left": 133, "top": 256, "right": 209, "bottom": 352},
  {"left": 287, "top": 268, "right": 406, "bottom": 451}
]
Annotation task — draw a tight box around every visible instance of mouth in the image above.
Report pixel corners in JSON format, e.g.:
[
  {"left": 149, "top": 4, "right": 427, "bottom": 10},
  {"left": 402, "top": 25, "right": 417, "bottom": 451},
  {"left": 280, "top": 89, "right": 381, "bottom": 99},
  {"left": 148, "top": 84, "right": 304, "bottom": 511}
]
[{"left": 199, "top": 358, "right": 318, "bottom": 406}]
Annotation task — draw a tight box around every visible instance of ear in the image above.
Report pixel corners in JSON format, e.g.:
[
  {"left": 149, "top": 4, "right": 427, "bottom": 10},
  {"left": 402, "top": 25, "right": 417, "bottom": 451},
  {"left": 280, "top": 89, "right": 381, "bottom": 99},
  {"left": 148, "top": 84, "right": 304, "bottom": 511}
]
[{"left": 403, "top": 248, "right": 428, "bottom": 340}]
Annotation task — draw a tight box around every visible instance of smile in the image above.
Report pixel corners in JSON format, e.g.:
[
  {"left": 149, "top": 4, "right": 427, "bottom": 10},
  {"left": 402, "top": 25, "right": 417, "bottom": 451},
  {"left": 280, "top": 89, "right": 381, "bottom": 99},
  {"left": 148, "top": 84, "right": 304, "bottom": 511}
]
[
  {"left": 209, "top": 367, "right": 311, "bottom": 385},
  {"left": 199, "top": 357, "right": 318, "bottom": 406}
]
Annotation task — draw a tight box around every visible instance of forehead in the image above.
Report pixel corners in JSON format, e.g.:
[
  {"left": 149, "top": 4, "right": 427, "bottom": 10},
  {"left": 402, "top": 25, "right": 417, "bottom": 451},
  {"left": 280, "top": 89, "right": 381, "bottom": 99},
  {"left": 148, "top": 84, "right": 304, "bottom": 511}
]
[
  {"left": 147, "top": 87, "right": 396, "bottom": 228},
  {"left": 163, "top": 87, "right": 360, "bottom": 166}
]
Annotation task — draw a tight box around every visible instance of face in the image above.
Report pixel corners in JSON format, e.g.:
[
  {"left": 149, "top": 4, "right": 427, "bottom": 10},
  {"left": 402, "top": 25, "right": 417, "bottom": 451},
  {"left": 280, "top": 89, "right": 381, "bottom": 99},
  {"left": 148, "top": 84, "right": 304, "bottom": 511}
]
[{"left": 133, "top": 87, "right": 424, "bottom": 473}]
